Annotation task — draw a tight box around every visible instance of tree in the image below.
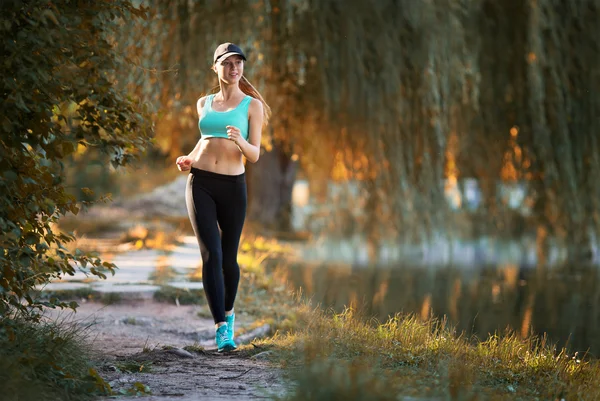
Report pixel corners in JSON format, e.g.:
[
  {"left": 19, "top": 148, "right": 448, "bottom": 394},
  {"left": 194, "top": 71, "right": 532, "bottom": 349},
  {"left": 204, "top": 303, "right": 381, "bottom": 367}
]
[
  {"left": 122, "top": 0, "right": 600, "bottom": 257},
  {"left": 117, "top": 0, "right": 302, "bottom": 232},
  {"left": 0, "top": 0, "right": 152, "bottom": 319}
]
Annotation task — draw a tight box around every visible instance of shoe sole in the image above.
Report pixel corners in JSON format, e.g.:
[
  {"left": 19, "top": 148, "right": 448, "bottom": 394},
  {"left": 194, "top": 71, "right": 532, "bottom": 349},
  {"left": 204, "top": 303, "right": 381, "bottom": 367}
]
[{"left": 218, "top": 343, "right": 237, "bottom": 352}]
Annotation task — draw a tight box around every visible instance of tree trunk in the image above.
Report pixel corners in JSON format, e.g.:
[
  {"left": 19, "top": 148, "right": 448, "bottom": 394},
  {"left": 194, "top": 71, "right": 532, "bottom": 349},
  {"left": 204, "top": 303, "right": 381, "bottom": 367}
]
[
  {"left": 245, "top": 0, "right": 297, "bottom": 233},
  {"left": 246, "top": 142, "right": 298, "bottom": 232}
]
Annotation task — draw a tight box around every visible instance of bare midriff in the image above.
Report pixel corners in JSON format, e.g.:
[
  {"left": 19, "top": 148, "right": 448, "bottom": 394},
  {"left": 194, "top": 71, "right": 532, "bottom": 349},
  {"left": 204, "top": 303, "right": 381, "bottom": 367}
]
[{"left": 191, "top": 137, "right": 245, "bottom": 175}]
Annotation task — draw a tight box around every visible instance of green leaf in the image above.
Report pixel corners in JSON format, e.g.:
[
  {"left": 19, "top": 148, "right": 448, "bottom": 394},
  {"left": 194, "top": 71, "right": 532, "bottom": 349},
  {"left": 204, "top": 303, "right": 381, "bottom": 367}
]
[
  {"left": 3, "top": 171, "right": 18, "bottom": 181},
  {"left": 24, "top": 233, "right": 39, "bottom": 245},
  {"left": 0, "top": 0, "right": 153, "bottom": 322},
  {"left": 19, "top": 253, "right": 31, "bottom": 267}
]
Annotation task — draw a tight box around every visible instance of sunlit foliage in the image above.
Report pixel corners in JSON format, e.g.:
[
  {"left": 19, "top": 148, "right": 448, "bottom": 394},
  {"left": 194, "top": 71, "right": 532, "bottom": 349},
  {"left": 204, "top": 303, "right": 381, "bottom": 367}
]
[
  {"left": 119, "top": 0, "right": 600, "bottom": 256},
  {"left": 0, "top": 0, "right": 152, "bottom": 319}
]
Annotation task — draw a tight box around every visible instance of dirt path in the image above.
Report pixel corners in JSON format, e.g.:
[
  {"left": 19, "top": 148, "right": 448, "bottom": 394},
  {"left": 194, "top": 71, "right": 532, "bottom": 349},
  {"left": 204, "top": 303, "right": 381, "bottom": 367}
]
[{"left": 47, "top": 300, "right": 287, "bottom": 400}]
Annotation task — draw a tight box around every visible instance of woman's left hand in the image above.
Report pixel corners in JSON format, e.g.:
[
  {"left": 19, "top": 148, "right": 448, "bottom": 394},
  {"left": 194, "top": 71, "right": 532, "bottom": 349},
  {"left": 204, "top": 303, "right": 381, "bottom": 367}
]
[{"left": 226, "top": 125, "right": 244, "bottom": 145}]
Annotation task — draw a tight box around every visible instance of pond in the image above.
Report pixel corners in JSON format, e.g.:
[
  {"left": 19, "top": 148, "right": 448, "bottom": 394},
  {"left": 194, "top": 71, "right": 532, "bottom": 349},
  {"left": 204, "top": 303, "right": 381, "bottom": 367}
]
[{"left": 279, "top": 260, "right": 600, "bottom": 357}]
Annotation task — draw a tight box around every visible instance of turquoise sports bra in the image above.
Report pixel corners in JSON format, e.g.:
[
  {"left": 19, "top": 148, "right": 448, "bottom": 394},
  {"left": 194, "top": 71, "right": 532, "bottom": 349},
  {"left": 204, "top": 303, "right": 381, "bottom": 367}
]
[{"left": 198, "top": 94, "right": 252, "bottom": 140}]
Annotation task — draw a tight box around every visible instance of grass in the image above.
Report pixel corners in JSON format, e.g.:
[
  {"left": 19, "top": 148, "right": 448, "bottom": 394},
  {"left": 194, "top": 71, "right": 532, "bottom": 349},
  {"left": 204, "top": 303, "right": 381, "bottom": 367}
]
[
  {"left": 35, "top": 287, "right": 96, "bottom": 302},
  {"left": 175, "top": 232, "right": 300, "bottom": 331},
  {"left": 218, "top": 235, "right": 600, "bottom": 400},
  {"left": 113, "top": 360, "right": 153, "bottom": 373},
  {"left": 254, "top": 304, "right": 600, "bottom": 400},
  {"left": 0, "top": 315, "right": 111, "bottom": 401},
  {"left": 35, "top": 287, "right": 133, "bottom": 306},
  {"left": 16, "top": 226, "right": 600, "bottom": 400},
  {"left": 183, "top": 343, "right": 206, "bottom": 354},
  {"left": 235, "top": 263, "right": 301, "bottom": 334},
  {"left": 153, "top": 286, "right": 206, "bottom": 305}
]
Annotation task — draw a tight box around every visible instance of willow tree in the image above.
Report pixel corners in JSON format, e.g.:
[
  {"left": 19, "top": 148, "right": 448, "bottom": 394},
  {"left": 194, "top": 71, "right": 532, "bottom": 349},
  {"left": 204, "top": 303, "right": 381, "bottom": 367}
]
[
  {"left": 270, "top": 0, "right": 600, "bottom": 261},
  {"left": 123, "top": 0, "right": 600, "bottom": 260}
]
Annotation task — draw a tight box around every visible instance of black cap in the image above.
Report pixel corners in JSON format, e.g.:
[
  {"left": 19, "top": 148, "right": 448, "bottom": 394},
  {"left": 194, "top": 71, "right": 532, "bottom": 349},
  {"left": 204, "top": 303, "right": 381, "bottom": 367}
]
[{"left": 213, "top": 43, "right": 247, "bottom": 64}]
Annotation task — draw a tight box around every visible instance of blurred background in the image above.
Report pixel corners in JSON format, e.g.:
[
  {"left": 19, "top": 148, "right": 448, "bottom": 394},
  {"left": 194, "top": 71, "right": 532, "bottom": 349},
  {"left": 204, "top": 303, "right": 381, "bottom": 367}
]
[{"left": 62, "top": 0, "right": 600, "bottom": 355}]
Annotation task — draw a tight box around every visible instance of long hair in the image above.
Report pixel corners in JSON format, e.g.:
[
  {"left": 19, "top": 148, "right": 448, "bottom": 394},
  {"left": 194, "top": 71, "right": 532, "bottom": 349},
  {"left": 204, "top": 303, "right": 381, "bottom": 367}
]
[
  {"left": 209, "top": 54, "right": 272, "bottom": 127},
  {"left": 210, "top": 75, "right": 272, "bottom": 127},
  {"left": 239, "top": 75, "right": 271, "bottom": 127}
]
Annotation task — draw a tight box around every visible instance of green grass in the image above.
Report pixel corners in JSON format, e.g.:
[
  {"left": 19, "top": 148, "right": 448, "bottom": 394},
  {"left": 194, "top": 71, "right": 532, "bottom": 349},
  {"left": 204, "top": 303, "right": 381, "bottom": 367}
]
[
  {"left": 183, "top": 343, "right": 206, "bottom": 354},
  {"left": 0, "top": 316, "right": 111, "bottom": 401},
  {"left": 255, "top": 305, "right": 600, "bottom": 400},
  {"left": 35, "top": 287, "right": 96, "bottom": 302},
  {"left": 226, "top": 235, "right": 600, "bottom": 400},
  {"left": 13, "top": 229, "right": 598, "bottom": 401},
  {"left": 113, "top": 360, "right": 153, "bottom": 373},
  {"left": 35, "top": 287, "right": 129, "bottom": 306},
  {"left": 235, "top": 261, "right": 302, "bottom": 334},
  {"left": 153, "top": 286, "right": 206, "bottom": 305}
]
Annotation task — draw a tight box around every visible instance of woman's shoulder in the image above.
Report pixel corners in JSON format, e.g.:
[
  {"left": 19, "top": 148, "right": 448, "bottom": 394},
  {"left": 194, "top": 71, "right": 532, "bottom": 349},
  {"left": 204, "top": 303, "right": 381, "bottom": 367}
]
[
  {"left": 196, "top": 94, "right": 213, "bottom": 115},
  {"left": 247, "top": 97, "right": 263, "bottom": 123},
  {"left": 248, "top": 97, "right": 263, "bottom": 111},
  {"left": 197, "top": 94, "right": 213, "bottom": 107}
]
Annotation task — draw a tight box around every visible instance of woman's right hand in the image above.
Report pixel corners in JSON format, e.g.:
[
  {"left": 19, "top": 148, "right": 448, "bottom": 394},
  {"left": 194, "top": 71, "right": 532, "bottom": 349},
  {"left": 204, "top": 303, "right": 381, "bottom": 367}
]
[{"left": 176, "top": 156, "right": 193, "bottom": 172}]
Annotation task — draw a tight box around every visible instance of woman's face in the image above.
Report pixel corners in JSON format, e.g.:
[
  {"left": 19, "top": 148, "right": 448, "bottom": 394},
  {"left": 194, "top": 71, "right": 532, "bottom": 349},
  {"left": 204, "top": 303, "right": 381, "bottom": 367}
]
[{"left": 214, "top": 55, "right": 244, "bottom": 84}]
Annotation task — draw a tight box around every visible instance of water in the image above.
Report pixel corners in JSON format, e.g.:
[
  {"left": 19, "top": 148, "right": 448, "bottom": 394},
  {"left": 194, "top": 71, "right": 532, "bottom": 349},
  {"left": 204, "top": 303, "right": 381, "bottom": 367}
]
[{"left": 279, "top": 261, "right": 600, "bottom": 356}]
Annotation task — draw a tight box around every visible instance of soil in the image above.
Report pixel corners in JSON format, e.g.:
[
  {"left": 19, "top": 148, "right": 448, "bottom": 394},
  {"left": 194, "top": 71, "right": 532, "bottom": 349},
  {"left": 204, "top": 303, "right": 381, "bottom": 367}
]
[{"left": 46, "top": 299, "right": 287, "bottom": 401}]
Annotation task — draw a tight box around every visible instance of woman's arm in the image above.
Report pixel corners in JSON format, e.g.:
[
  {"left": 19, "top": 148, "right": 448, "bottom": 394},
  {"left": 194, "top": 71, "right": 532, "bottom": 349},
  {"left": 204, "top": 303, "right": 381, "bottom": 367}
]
[
  {"left": 175, "top": 96, "right": 207, "bottom": 171},
  {"left": 186, "top": 139, "right": 203, "bottom": 160},
  {"left": 186, "top": 96, "right": 207, "bottom": 159},
  {"left": 233, "top": 99, "right": 263, "bottom": 163}
]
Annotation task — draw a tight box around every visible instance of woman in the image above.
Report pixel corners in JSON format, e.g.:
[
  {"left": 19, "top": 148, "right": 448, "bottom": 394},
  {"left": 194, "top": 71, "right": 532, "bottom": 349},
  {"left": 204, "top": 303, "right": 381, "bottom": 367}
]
[{"left": 176, "top": 43, "right": 270, "bottom": 352}]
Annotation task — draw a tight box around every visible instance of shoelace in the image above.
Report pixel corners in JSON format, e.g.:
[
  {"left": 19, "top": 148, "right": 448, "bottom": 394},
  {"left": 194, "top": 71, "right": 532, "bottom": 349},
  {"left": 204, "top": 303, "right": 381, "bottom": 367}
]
[{"left": 217, "top": 329, "right": 228, "bottom": 344}]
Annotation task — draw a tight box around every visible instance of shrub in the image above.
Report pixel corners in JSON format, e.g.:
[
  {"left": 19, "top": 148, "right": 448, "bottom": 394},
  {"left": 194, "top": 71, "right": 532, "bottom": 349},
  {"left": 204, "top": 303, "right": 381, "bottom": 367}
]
[
  {"left": 0, "top": 1, "right": 152, "bottom": 320},
  {"left": 0, "top": 316, "right": 112, "bottom": 400}
]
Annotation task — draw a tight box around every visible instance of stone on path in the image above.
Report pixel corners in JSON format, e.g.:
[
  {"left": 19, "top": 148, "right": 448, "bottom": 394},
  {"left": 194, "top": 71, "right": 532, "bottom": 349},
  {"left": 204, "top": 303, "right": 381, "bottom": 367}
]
[{"left": 165, "top": 347, "right": 194, "bottom": 358}]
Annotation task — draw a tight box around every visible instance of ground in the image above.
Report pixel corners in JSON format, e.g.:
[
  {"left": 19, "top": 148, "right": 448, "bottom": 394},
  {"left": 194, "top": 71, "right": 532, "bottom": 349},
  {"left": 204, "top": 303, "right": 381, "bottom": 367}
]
[{"left": 46, "top": 299, "right": 287, "bottom": 401}]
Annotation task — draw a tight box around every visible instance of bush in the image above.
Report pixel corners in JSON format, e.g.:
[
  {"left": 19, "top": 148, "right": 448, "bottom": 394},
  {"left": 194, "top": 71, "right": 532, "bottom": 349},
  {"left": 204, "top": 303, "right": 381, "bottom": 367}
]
[
  {"left": 0, "top": 316, "right": 111, "bottom": 401},
  {"left": 0, "top": 1, "right": 152, "bottom": 320}
]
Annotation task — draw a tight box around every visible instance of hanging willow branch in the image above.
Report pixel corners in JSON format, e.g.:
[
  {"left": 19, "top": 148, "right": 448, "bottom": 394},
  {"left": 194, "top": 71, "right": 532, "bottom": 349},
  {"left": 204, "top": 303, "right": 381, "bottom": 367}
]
[{"left": 119, "top": 0, "right": 600, "bottom": 256}]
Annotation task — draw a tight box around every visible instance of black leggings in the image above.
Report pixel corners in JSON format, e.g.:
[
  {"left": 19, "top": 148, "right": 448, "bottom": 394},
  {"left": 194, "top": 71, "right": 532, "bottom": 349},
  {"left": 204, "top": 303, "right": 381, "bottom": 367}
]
[{"left": 185, "top": 167, "right": 247, "bottom": 324}]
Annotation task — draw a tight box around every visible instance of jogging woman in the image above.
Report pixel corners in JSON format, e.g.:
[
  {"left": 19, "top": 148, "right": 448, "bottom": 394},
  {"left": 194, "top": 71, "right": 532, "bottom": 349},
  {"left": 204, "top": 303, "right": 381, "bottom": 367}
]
[{"left": 175, "top": 43, "right": 270, "bottom": 352}]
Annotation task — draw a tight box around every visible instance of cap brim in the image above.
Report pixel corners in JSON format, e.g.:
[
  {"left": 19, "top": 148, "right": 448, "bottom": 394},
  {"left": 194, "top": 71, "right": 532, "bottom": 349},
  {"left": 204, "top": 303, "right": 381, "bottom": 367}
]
[{"left": 215, "top": 52, "right": 246, "bottom": 64}]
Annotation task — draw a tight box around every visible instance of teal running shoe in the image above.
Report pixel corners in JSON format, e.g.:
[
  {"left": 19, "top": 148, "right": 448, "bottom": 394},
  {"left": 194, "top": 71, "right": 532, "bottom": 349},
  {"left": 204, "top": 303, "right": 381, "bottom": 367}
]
[
  {"left": 226, "top": 313, "right": 235, "bottom": 342},
  {"left": 216, "top": 324, "right": 236, "bottom": 352}
]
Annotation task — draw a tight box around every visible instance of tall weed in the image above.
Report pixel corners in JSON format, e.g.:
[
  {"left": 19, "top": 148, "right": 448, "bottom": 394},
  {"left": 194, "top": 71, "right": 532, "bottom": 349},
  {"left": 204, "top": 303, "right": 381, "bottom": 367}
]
[{"left": 0, "top": 315, "right": 110, "bottom": 401}]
